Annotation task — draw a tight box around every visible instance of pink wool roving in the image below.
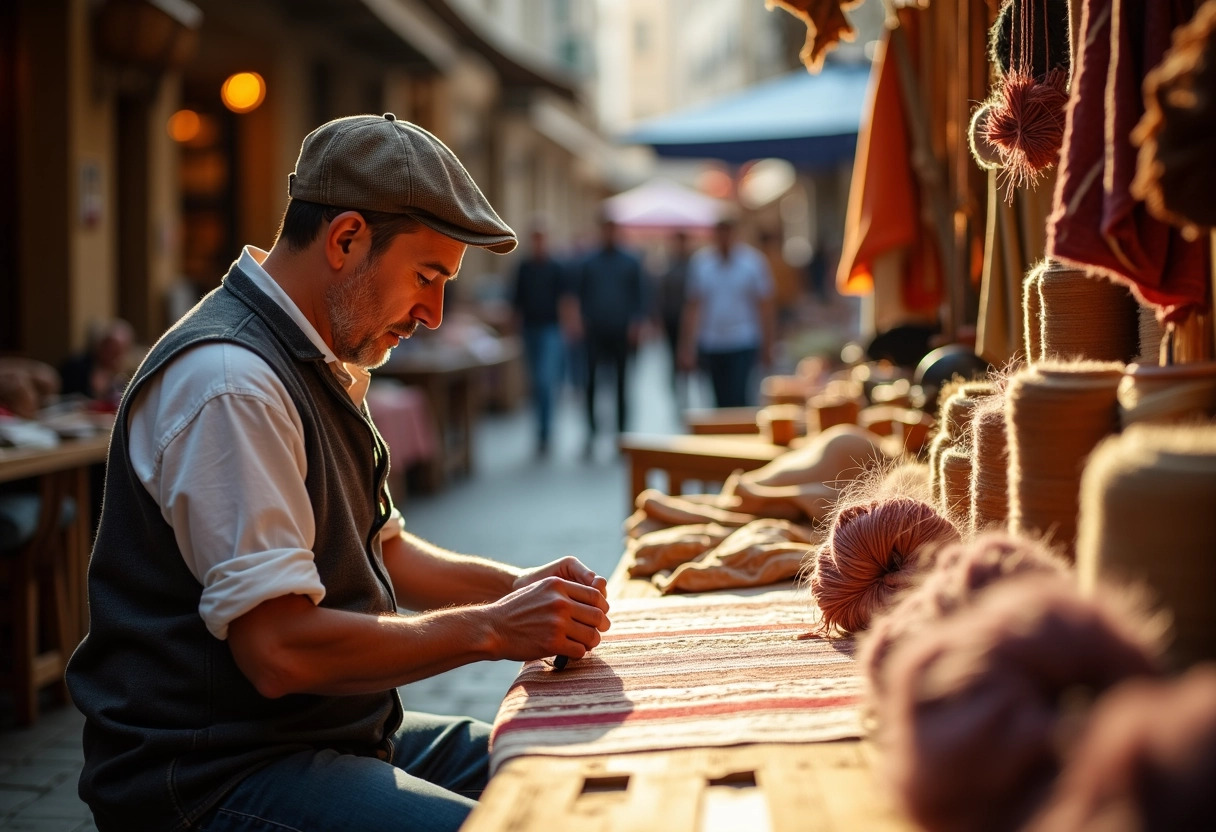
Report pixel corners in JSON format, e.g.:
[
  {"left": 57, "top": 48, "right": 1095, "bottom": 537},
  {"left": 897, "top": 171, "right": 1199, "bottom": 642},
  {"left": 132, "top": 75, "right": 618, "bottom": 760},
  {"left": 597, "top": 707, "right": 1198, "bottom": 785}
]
[
  {"left": 1027, "top": 666, "right": 1216, "bottom": 832},
  {"left": 860, "top": 532, "right": 1070, "bottom": 699},
  {"left": 809, "top": 498, "right": 959, "bottom": 635},
  {"left": 879, "top": 576, "right": 1165, "bottom": 832}
]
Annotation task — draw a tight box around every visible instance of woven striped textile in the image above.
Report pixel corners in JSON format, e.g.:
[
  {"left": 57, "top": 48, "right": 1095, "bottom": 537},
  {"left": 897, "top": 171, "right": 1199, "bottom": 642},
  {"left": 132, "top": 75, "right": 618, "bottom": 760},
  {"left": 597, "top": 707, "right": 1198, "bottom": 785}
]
[{"left": 489, "top": 588, "right": 863, "bottom": 773}]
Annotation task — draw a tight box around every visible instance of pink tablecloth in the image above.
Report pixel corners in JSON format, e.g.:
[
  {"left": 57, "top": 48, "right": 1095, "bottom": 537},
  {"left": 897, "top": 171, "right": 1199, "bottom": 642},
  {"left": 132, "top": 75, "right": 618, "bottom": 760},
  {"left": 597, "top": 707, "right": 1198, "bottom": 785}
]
[{"left": 366, "top": 381, "right": 439, "bottom": 471}]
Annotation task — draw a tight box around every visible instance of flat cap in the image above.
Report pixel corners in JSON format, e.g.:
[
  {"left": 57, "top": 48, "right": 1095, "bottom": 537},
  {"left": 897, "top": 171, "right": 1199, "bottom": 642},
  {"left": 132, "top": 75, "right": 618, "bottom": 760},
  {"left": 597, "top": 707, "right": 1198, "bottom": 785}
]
[{"left": 289, "top": 113, "right": 517, "bottom": 253}]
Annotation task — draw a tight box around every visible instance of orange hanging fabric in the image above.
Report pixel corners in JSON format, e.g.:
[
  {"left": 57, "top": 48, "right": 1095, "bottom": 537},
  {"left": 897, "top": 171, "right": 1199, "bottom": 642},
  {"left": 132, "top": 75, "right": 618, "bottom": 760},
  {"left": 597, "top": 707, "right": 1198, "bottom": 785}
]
[{"left": 836, "top": 23, "right": 942, "bottom": 315}]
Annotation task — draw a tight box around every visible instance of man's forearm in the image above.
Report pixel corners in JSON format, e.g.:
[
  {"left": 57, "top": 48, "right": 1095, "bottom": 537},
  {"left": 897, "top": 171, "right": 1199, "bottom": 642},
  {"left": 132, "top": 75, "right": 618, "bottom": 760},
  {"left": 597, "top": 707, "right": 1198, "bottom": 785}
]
[
  {"left": 228, "top": 594, "right": 502, "bottom": 698},
  {"left": 385, "top": 531, "right": 522, "bottom": 611}
]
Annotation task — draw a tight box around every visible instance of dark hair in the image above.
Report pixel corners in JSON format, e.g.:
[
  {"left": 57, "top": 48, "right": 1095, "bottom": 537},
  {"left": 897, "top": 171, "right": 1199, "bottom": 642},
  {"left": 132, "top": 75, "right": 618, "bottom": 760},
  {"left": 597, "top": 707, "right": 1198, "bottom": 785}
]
[{"left": 275, "top": 198, "right": 423, "bottom": 256}]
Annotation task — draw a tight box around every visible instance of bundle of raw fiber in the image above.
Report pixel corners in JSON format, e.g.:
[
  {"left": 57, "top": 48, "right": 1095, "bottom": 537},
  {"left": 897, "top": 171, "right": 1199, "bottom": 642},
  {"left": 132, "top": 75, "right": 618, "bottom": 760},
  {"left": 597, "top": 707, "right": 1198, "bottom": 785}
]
[
  {"left": 1036, "top": 259, "right": 1139, "bottom": 363},
  {"left": 1023, "top": 265, "right": 1045, "bottom": 363},
  {"left": 970, "top": 393, "right": 1010, "bottom": 534},
  {"left": 939, "top": 447, "right": 973, "bottom": 530},
  {"left": 927, "top": 382, "right": 996, "bottom": 508},
  {"left": 1137, "top": 303, "right": 1165, "bottom": 363},
  {"left": 878, "top": 576, "right": 1166, "bottom": 832},
  {"left": 1006, "top": 362, "right": 1123, "bottom": 558},
  {"left": 859, "top": 532, "right": 1070, "bottom": 701},
  {"left": 1131, "top": 0, "right": 1216, "bottom": 236},
  {"left": 1077, "top": 424, "right": 1216, "bottom": 669},
  {"left": 807, "top": 497, "right": 959, "bottom": 635},
  {"left": 1116, "top": 361, "right": 1216, "bottom": 428},
  {"left": 1027, "top": 665, "right": 1216, "bottom": 832}
]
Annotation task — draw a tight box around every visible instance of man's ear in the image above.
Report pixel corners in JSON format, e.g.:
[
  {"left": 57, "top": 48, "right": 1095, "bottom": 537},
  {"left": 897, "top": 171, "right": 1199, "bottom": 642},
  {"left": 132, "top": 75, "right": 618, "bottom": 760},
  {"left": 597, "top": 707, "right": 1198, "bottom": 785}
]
[{"left": 324, "top": 211, "right": 370, "bottom": 271}]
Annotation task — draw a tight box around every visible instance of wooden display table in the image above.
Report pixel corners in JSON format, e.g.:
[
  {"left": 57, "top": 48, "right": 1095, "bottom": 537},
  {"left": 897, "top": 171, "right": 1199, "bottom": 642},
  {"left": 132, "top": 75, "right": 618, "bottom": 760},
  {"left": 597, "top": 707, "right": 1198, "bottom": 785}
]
[
  {"left": 462, "top": 551, "right": 914, "bottom": 832},
  {"left": 618, "top": 432, "right": 788, "bottom": 503}
]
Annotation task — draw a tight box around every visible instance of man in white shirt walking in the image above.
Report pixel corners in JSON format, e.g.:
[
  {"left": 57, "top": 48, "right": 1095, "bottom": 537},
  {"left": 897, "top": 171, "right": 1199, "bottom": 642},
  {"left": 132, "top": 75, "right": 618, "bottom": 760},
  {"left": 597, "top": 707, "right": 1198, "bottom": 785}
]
[
  {"left": 67, "top": 114, "right": 610, "bottom": 832},
  {"left": 679, "top": 219, "right": 776, "bottom": 407}
]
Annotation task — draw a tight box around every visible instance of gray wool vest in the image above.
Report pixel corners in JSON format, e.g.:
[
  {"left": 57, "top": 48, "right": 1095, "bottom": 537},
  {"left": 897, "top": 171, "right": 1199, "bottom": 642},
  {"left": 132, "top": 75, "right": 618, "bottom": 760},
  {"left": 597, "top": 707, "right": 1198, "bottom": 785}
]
[{"left": 66, "top": 262, "right": 403, "bottom": 831}]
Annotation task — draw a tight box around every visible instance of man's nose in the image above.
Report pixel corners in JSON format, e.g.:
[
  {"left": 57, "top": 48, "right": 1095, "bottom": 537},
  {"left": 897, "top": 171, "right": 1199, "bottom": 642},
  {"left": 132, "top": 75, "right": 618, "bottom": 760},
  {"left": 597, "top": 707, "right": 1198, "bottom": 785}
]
[{"left": 416, "top": 283, "right": 445, "bottom": 330}]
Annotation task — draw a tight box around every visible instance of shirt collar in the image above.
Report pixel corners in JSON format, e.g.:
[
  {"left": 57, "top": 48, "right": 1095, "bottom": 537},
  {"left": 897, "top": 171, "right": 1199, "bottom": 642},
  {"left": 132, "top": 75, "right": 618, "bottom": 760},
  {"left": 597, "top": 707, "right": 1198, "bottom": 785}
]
[{"left": 238, "top": 246, "right": 371, "bottom": 404}]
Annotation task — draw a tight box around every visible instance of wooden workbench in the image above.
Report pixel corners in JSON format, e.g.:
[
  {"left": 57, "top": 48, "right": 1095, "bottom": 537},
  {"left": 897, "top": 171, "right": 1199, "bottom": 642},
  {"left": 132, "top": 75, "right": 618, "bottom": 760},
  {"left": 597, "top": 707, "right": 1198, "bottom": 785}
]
[{"left": 461, "top": 548, "right": 915, "bottom": 832}]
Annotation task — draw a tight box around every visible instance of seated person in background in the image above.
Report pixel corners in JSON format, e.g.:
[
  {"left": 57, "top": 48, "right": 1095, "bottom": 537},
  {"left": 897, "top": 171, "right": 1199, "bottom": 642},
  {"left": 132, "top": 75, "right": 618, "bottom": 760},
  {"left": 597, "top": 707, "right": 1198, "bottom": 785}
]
[
  {"left": 58, "top": 318, "right": 135, "bottom": 410},
  {"left": 0, "top": 358, "right": 60, "bottom": 420}
]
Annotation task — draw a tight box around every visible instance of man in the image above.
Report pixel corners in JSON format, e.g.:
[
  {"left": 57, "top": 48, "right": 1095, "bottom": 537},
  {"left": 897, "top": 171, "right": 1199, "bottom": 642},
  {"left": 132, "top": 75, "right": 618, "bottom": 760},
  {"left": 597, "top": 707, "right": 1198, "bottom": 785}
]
[
  {"left": 679, "top": 219, "right": 776, "bottom": 408},
  {"left": 510, "top": 224, "right": 567, "bottom": 457},
  {"left": 570, "top": 217, "right": 645, "bottom": 455},
  {"left": 656, "top": 229, "right": 692, "bottom": 405},
  {"left": 66, "top": 114, "right": 611, "bottom": 832}
]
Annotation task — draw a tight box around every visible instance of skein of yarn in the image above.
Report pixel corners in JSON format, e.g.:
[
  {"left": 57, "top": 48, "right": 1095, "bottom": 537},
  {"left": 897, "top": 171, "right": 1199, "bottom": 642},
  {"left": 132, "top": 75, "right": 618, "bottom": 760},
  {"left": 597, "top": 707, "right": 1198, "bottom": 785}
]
[
  {"left": 879, "top": 575, "right": 1164, "bottom": 832},
  {"left": 1117, "top": 361, "right": 1216, "bottom": 427},
  {"left": 1077, "top": 424, "right": 1216, "bottom": 669},
  {"left": 1023, "top": 266, "right": 1044, "bottom": 363},
  {"left": 1026, "top": 665, "right": 1216, "bottom": 832},
  {"left": 971, "top": 394, "right": 1010, "bottom": 534},
  {"left": 1037, "top": 260, "right": 1139, "bottom": 363},
  {"left": 1007, "top": 363, "right": 1123, "bottom": 558},
  {"left": 1137, "top": 304, "right": 1166, "bottom": 364},
  {"left": 928, "top": 383, "right": 996, "bottom": 512},
  {"left": 940, "top": 447, "right": 973, "bottom": 530},
  {"left": 808, "top": 498, "right": 959, "bottom": 635},
  {"left": 860, "top": 532, "right": 1070, "bottom": 700}
]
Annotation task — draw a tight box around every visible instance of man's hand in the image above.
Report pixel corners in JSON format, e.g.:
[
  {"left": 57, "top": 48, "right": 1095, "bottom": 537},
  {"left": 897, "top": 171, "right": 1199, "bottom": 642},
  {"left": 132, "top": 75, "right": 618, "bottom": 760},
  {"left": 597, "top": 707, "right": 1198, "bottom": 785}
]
[
  {"left": 486, "top": 557, "right": 611, "bottom": 662},
  {"left": 512, "top": 555, "right": 607, "bottom": 596}
]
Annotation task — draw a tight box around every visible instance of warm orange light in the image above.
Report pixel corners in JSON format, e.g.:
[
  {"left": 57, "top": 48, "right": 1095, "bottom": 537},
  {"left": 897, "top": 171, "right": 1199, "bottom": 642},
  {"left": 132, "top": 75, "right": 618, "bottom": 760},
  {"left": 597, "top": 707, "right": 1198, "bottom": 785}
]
[
  {"left": 221, "top": 72, "right": 266, "bottom": 114},
  {"left": 167, "top": 109, "right": 201, "bottom": 142}
]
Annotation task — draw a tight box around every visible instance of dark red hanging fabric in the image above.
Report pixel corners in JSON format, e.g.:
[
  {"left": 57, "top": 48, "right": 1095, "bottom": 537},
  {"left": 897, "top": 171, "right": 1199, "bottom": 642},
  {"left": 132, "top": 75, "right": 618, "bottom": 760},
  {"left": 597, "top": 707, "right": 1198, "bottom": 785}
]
[{"left": 1048, "top": 0, "right": 1211, "bottom": 321}]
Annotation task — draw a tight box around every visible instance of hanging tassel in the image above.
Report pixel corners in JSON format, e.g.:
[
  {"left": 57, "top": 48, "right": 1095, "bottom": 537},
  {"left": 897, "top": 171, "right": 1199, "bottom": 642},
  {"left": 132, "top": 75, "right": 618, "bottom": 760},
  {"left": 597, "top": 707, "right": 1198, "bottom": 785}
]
[{"left": 983, "top": 67, "right": 1069, "bottom": 201}]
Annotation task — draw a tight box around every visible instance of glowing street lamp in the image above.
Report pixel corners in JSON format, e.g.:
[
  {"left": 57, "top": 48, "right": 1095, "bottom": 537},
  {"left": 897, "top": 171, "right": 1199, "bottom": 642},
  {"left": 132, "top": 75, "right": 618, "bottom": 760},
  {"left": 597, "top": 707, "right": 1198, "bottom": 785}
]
[{"left": 220, "top": 72, "right": 265, "bottom": 114}]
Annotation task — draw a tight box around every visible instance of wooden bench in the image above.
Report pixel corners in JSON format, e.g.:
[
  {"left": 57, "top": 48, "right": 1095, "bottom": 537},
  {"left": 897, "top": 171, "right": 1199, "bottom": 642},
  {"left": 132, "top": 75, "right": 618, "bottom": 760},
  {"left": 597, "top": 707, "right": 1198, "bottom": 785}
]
[{"left": 462, "top": 550, "right": 915, "bottom": 832}]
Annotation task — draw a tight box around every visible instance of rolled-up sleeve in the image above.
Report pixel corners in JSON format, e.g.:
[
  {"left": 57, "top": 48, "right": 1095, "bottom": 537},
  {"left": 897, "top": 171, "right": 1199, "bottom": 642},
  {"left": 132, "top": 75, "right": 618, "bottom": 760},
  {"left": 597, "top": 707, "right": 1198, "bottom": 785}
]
[{"left": 129, "top": 344, "right": 326, "bottom": 640}]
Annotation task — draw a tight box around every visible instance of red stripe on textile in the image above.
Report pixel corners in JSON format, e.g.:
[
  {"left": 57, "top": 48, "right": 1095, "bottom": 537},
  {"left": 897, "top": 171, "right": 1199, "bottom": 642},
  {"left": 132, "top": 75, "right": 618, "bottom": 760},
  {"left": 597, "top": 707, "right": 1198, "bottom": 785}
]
[
  {"left": 601, "top": 622, "right": 814, "bottom": 641},
  {"left": 493, "top": 694, "right": 860, "bottom": 738}
]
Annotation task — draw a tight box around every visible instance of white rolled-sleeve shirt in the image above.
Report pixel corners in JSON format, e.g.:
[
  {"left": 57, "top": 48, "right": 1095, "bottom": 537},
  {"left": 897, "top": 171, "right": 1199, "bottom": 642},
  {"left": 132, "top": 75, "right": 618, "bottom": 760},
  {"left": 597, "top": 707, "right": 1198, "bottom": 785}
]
[{"left": 128, "top": 246, "right": 404, "bottom": 640}]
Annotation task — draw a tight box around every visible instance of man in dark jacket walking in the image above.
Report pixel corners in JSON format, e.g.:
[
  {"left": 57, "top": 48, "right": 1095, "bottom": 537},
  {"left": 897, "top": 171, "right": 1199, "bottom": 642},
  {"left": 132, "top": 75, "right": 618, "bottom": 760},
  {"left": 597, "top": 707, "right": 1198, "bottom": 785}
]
[{"left": 570, "top": 218, "right": 646, "bottom": 456}]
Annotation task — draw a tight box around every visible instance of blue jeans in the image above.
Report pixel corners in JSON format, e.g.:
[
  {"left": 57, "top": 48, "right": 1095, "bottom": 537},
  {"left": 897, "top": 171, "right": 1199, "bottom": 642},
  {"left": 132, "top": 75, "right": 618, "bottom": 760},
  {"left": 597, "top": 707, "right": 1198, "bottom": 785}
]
[
  {"left": 522, "top": 324, "right": 564, "bottom": 445},
  {"left": 198, "top": 713, "right": 490, "bottom": 832}
]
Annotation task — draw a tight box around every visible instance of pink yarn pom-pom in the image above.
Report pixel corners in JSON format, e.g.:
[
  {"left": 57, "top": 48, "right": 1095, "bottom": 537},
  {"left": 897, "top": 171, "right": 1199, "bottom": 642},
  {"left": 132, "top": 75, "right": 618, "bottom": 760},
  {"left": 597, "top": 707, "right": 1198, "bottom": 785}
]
[
  {"left": 984, "top": 68, "right": 1069, "bottom": 201},
  {"left": 809, "top": 498, "right": 959, "bottom": 635}
]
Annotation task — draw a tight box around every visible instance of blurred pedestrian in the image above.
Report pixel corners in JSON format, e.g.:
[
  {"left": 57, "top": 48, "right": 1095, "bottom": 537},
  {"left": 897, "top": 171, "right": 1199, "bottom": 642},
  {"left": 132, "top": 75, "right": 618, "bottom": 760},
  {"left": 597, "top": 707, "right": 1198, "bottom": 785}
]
[
  {"left": 656, "top": 230, "right": 692, "bottom": 406},
  {"left": 571, "top": 217, "right": 646, "bottom": 455},
  {"left": 510, "top": 225, "right": 567, "bottom": 457},
  {"left": 679, "top": 219, "right": 776, "bottom": 408}
]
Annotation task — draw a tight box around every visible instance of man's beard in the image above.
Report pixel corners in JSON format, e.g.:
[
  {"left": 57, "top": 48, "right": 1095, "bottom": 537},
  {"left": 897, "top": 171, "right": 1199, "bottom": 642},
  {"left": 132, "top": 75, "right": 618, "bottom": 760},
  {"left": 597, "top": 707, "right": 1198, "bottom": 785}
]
[{"left": 325, "top": 255, "right": 416, "bottom": 369}]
